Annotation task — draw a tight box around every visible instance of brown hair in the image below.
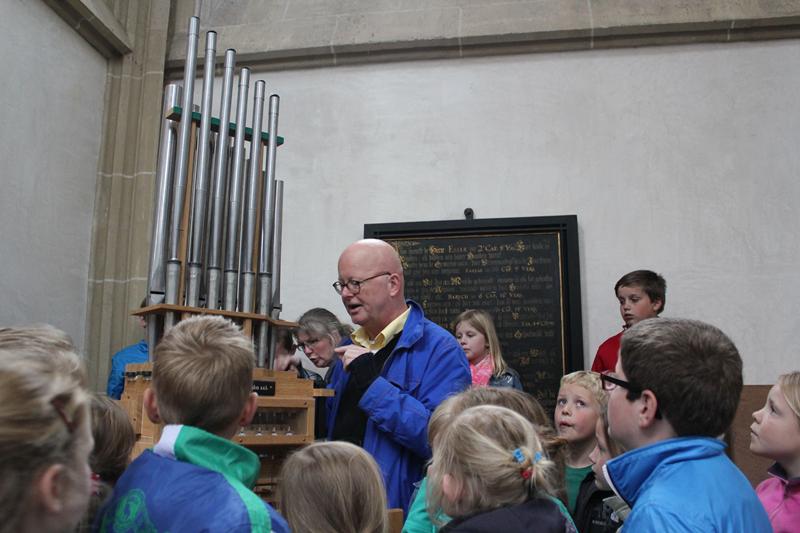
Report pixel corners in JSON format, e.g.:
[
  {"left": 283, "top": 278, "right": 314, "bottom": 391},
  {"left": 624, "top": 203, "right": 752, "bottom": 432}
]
[
  {"left": 428, "top": 387, "right": 568, "bottom": 505},
  {"left": 452, "top": 309, "right": 508, "bottom": 376},
  {"left": 280, "top": 441, "right": 387, "bottom": 533},
  {"left": 0, "top": 325, "right": 91, "bottom": 532},
  {"left": 598, "top": 404, "right": 625, "bottom": 459},
  {"left": 153, "top": 316, "right": 254, "bottom": 434},
  {"left": 620, "top": 318, "right": 743, "bottom": 437},
  {"left": 428, "top": 406, "right": 559, "bottom": 522},
  {"left": 89, "top": 394, "right": 135, "bottom": 484},
  {"left": 615, "top": 270, "right": 667, "bottom": 313}
]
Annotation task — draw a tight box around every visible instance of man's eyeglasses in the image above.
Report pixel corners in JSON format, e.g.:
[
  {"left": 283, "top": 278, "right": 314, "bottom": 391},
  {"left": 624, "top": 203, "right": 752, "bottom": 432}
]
[
  {"left": 332, "top": 272, "right": 391, "bottom": 295},
  {"left": 600, "top": 373, "right": 642, "bottom": 394}
]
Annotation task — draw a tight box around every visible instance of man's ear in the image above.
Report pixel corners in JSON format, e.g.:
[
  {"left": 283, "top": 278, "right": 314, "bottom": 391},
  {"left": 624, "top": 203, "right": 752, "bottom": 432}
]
[
  {"left": 387, "top": 272, "right": 402, "bottom": 297},
  {"left": 35, "top": 463, "right": 66, "bottom": 513},
  {"left": 238, "top": 392, "right": 259, "bottom": 427},
  {"left": 638, "top": 389, "right": 661, "bottom": 428},
  {"left": 143, "top": 387, "right": 161, "bottom": 424}
]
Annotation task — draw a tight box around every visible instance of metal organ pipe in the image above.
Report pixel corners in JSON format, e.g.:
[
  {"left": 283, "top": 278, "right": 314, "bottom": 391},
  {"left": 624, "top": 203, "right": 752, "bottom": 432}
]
[
  {"left": 186, "top": 30, "right": 217, "bottom": 308},
  {"left": 223, "top": 67, "right": 250, "bottom": 311},
  {"left": 239, "top": 80, "right": 266, "bottom": 313},
  {"left": 206, "top": 49, "right": 236, "bottom": 310},
  {"left": 165, "top": 16, "right": 200, "bottom": 329}
]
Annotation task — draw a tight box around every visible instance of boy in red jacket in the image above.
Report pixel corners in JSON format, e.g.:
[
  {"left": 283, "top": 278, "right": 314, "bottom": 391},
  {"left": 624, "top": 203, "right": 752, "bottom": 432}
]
[{"left": 591, "top": 270, "right": 665, "bottom": 374}]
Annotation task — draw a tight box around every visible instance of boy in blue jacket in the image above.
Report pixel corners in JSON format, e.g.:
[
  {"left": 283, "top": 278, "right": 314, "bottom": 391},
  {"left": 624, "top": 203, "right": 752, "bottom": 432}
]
[
  {"left": 602, "top": 318, "right": 770, "bottom": 532},
  {"left": 96, "top": 316, "right": 288, "bottom": 533}
]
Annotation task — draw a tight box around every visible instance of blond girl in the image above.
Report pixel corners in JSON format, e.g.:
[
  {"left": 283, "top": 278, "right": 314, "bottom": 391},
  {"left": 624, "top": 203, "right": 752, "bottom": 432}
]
[
  {"left": 427, "top": 405, "right": 573, "bottom": 532},
  {"left": 0, "top": 325, "right": 93, "bottom": 533},
  {"left": 280, "top": 441, "right": 388, "bottom": 533},
  {"left": 750, "top": 371, "right": 800, "bottom": 532},
  {"left": 453, "top": 309, "right": 522, "bottom": 389}
]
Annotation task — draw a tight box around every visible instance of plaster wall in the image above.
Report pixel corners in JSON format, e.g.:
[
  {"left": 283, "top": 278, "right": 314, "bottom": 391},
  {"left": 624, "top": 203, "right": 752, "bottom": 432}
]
[
  {"left": 192, "top": 38, "right": 799, "bottom": 384},
  {"left": 0, "top": 0, "right": 107, "bottom": 350}
]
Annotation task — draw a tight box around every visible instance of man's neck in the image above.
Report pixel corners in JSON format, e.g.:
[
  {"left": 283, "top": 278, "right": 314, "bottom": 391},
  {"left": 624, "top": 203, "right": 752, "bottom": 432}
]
[
  {"left": 629, "top": 420, "right": 678, "bottom": 450},
  {"left": 364, "top": 303, "right": 409, "bottom": 339}
]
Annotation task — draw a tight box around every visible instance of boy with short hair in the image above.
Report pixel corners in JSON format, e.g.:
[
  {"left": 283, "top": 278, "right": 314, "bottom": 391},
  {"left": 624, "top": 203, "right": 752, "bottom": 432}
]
[
  {"left": 97, "top": 316, "right": 289, "bottom": 533},
  {"left": 554, "top": 371, "right": 613, "bottom": 530},
  {"left": 591, "top": 270, "right": 666, "bottom": 373},
  {"left": 602, "top": 318, "right": 771, "bottom": 531}
]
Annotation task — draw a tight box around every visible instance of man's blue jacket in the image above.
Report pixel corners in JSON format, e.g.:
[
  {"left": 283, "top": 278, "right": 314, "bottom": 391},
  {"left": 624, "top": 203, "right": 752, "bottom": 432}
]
[
  {"left": 605, "top": 436, "right": 771, "bottom": 532},
  {"left": 326, "top": 300, "right": 471, "bottom": 513}
]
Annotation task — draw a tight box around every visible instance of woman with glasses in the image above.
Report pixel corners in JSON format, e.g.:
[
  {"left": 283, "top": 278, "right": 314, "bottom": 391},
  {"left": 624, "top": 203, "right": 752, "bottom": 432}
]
[
  {"left": 294, "top": 308, "right": 354, "bottom": 372},
  {"left": 292, "top": 308, "right": 354, "bottom": 439}
]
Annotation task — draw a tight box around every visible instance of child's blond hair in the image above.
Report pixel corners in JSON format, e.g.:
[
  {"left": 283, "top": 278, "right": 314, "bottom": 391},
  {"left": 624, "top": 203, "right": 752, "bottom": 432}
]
[
  {"left": 559, "top": 370, "right": 607, "bottom": 410},
  {"left": 0, "top": 325, "right": 91, "bottom": 532},
  {"left": 428, "top": 387, "right": 568, "bottom": 505},
  {"left": 428, "top": 405, "right": 559, "bottom": 522},
  {"left": 153, "top": 316, "right": 254, "bottom": 434},
  {"left": 778, "top": 371, "right": 800, "bottom": 420},
  {"left": 280, "top": 441, "right": 388, "bottom": 533}
]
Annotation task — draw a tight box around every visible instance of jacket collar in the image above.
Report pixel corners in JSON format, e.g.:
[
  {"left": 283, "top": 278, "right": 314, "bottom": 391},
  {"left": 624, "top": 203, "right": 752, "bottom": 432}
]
[
  {"left": 604, "top": 436, "right": 725, "bottom": 506},
  {"left": 154, "top": 424, "right": 261, "bottom": 488},
  {"left": 767, "top": 462, "right": 800, "bottom": 487},
  {"left": 395, "top": 300, "right": 425, "bottom": 350}
]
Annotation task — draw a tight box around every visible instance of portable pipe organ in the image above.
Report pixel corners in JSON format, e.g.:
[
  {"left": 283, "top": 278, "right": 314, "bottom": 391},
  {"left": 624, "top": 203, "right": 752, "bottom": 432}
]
[{"left": 141, "top": 15, "right": 289, "bottom": 367}]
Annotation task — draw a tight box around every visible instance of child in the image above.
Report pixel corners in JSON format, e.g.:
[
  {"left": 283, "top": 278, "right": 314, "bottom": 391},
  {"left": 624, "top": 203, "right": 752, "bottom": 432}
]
[
  {"left": 554, "top": 371, "right": 610, "bottom": 521},
  {"left": 586, "top": 406, "right": 628, "bottom": 532},
  {"left": 106, "top": 298, "right": 149, "bottom": 399},
  {"left": 591, "top": 270, "right": 665, "bottom": 373},
  {"left": 453, "top": 309, "right": 523, "bottom": 390},
  {"left": 603, "top": 317, "right": 770, "bottom": 531},
  {"left": 750, "top": 370, "right": 800, "bottom": 532},
  {"left": 427, "top": 405, "right": 572, "bottom": 532},
  {"left": 280, "top": 441, "right": 388, "bottom": 533},
  {"left": 96, "top": 316, "right": 289, "bottom": 532},
  {"left": 403, "top": 387, "right": 572, "bottom": 533},
  {"left": 77, "top": 394, "right": 136, "bottom": 531},
  {"left": 0, "top": 325, "right": 93, "bottom": 533}
]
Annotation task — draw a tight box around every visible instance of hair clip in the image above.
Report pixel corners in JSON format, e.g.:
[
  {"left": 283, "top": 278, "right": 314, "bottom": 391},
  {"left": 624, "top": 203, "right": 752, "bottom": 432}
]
[
  {"left": 513, "top": 448, "right": 526, "bottom": 463},
  {"left": 91, "top": 472, "right": 102, "bottom": 496}
]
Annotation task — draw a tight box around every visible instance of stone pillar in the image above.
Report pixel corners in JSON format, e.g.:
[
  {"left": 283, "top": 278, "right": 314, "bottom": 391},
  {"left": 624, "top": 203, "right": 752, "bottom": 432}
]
[{"left": 84, "top": 0, "right": 171, "bottom": 390}]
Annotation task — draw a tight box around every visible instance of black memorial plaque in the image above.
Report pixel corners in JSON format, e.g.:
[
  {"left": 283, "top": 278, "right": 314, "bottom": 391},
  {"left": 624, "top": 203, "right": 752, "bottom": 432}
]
[{"left": 366, "top": 216, "right": 582, "bottom": 412}]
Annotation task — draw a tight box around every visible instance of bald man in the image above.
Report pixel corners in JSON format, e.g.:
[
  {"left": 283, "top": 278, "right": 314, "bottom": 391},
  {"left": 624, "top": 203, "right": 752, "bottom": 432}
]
[{"left": 326, "top": 239, "right": 470, "bottom": 513}]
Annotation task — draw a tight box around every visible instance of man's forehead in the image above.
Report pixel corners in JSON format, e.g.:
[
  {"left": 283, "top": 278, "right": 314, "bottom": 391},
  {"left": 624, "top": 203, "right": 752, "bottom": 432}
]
[{"left": 339, "top": 245, "right": 386, "bottom": 272}]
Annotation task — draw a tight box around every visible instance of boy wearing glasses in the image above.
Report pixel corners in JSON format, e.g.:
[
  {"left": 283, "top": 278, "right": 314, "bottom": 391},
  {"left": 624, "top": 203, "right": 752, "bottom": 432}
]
[
  {"left": 591, "top": 270, "right": 666, "bottom": 374},
  {"left": 602, "top": 318, "right": 770, "bottom": 531}
]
